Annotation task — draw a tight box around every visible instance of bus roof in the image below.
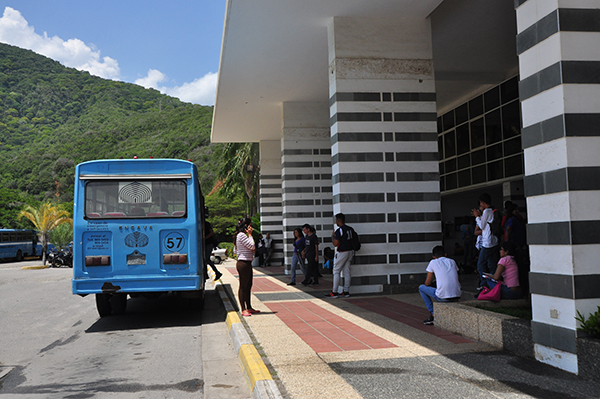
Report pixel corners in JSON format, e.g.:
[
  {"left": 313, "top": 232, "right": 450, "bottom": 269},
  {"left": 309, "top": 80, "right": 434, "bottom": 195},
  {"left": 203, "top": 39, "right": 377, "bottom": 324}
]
[{"left": 76, "top": 159, "right": 197, "bottom": 179}]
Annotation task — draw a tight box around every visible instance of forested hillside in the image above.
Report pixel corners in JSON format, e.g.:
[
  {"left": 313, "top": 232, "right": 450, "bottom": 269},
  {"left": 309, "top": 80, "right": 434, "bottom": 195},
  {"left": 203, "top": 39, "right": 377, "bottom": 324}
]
[{"left": 0, "top": 42, "right": 222, "bottom": 206}]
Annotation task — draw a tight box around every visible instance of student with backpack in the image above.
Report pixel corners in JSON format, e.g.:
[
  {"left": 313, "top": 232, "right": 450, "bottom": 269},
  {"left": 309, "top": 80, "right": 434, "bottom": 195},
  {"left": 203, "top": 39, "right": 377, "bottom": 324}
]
[
  {"left": 325, "top": 213, "right": 359, "bottom": 298},
  {"left": 472, "top": 193, "right": 500, "bottom": 290}
]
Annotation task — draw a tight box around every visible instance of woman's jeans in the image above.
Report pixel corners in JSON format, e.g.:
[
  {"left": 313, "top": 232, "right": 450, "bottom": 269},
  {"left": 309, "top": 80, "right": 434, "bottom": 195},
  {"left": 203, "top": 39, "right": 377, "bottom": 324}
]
[
  {"left": 290, "top": 253, "right": 306, "bottom": 283},
  {"left": 486, "top": 280, "right": 524, "bottom": 300}
]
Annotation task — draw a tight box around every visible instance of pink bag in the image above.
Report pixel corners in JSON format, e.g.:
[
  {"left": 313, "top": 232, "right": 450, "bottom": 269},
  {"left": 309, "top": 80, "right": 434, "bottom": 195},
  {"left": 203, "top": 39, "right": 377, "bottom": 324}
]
[{"left": 478, "top": 283, "right": 502, "bottom": 302}]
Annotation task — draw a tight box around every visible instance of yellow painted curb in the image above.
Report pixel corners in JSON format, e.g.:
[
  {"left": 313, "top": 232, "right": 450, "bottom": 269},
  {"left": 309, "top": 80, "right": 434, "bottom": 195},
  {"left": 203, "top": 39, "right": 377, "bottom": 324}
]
[
  {"left": 22, "top": 265, "right": 49, "bottom": 270},
  {"left": 239, "top": 344, "right": 272, "bottom": 388},
  {"left": 226, "top": 311, "right": 241, "bottom": 330}
]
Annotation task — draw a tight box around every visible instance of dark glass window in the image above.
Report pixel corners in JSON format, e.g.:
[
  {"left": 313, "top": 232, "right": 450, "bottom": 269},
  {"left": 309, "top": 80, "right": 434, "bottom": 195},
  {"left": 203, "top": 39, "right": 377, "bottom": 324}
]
[
  {"left": 455, "top": 103, "right": 469, "bottom": 125},
  {"left": 438, "top": 135, "right": 444, "bottom": 159},
  {"left": 442, "top": 111, "right": 455, "bottom": 131},
  {"left": 446, "top": 173, "right": 458, "bottom": 190},
  {"left": 487, "top": 142, "right": 503, "bottom": 161},
  {"left": 504, "top": 137, "right": 522, "bottom": 157},
  {"left": 440, "top": 175, "right": 446, "bottom": 192},
  {"left": 458, "top": 153, "right": 470, "bottom": 170},
  {"left": 439, "top": 161, "right": 445, "bottom": 175},
  {"left": 488, "top": 160, "right": 504, "bottom": 181},
  {"left": 470, "top": 117, "right": 485, "bottom": 148},
  {"left": 437, "top": 116, "right": 443, "bottom": 133},
  {"left": 444, "top": 158, "right": 457, "bottom": 174},
  {"left": 458, "top": 169, "right": 471, "bottom": 188},
  {"left": 444, "top": 130, "right": 456, "bottom": 158},
  {"left": 485, "top": 109, "right": 502, "bottom": 145},
  {"left": 469, "top": 95, "right": 484, "bottom": 119},
  {"left": 472, "top": 149, "right": 486, "bottom": 166},
  {"left": 501, "top": 76, "right": 519, "bottom": 104},
  {"left": 456, "top": 124, "right": 470, "bottom": 155},
  {"left": 484, "top": 86, "right": 500, "bottom": 112},
  {"left": 472, "top": 165, "right": 487, "bottom": 184},
  {"left": 505, "top": 154, "right": 524, "bottom": 177},
  {"left": 502, "top": 101, "right": 521, "bottom": 139}
]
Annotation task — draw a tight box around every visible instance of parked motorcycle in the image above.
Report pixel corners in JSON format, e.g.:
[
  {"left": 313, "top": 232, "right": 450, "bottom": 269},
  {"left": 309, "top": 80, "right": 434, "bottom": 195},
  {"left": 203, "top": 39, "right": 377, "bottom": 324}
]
[{"left": 48, "top": 248, "right": 73, "bottom": 268}]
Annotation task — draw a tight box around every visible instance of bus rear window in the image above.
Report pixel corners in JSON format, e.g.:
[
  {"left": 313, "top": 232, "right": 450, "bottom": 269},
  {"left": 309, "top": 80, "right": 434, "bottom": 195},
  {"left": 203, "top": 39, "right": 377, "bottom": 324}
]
[{"left": 85, "top": 180, "right": 187, "bottom": 219}]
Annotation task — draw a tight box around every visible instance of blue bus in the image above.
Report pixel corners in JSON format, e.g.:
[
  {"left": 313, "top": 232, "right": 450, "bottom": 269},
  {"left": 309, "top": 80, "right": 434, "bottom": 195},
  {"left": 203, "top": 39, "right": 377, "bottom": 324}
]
[
  {"left": 0, "top": 229, "right": 37, "bottom": 261},
  {"left": 72, "top": 159, "right": 208, "bottom": 317}
]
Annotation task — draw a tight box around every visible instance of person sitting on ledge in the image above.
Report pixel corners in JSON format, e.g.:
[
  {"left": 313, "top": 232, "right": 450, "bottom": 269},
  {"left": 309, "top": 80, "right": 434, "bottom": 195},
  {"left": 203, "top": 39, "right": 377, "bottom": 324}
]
[
  {"left": 481, "top": 241, "right": 524, "bottom": 300},
  {"left": 419, "top": 245, "right": 462, "bottom": 325}
]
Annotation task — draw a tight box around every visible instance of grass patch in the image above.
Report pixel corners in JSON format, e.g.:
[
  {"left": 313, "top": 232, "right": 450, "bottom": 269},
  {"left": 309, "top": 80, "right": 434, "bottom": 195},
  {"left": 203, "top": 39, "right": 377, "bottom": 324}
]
[{"left": 474, "top": 305, "right": 532, "bottom": 320}]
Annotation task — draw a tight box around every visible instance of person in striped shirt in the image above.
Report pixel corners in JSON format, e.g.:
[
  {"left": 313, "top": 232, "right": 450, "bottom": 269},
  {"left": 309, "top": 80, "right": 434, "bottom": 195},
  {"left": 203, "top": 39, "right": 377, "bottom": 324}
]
[{"left": 234, "top": 218, "right": 260, "bottom": 316}]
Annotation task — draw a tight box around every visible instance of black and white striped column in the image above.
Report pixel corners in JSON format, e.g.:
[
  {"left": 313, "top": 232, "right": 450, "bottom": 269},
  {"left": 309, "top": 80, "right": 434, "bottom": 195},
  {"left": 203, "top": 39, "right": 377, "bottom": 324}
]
[
  {"left": 281, "top": 102, "right": 334, "bottom": 267},
  {"left": 259, "top": 140, "right": 283, "bottom": 266},
  {"left": 516, "top": 0, "right": 600, "bottom": 373},
  {"left": 328, "top": 17, "right": 442, "bottom": 293}
]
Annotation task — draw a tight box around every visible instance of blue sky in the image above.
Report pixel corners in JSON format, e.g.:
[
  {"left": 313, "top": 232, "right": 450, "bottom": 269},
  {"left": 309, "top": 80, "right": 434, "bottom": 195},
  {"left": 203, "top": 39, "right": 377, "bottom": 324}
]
[{"left": 0, "top": 1, "right": 226, "bottom": 105}]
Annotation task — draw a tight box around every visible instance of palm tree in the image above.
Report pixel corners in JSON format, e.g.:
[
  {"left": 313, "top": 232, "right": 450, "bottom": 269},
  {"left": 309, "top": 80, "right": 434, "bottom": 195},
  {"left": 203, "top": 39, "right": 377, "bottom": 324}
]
[
  {"left": 216, "top": 142, "right": 260, "bottom": 215},
  {"left": 19, "top": 203, "right": 72, "bottom": 265}
]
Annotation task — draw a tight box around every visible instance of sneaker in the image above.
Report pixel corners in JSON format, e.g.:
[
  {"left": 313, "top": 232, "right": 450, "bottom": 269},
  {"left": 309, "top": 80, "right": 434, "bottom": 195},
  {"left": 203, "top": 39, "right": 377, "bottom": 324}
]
[
  {"left": 300, "top": 280, "right": 309, "bottom": 286},
  {"left": 214, "top": 271, "right": 223, "bottom": 281},
  {"left": 325, "top": 291, "right": 339, "bottom": 298},
  {"left": 476, "top": 286, "right": 485, "bottom": 291},
  {"left": 423, "top": 315, "right": 434, "bottom": 325},
  {"left": 287, "top": 282, "right": 296, "bottom": 286},
  {"left": 341, "top": 291, "right": 350, "bottom": 298},
  {"left": 247, "top": 309, "right": 261, "bottom": 314},
  {"left": 309, "top": 281, "right": 319, "bottom": 286},
  {"left": 241, "top": 310, "right": 252, "bottom": 317}
]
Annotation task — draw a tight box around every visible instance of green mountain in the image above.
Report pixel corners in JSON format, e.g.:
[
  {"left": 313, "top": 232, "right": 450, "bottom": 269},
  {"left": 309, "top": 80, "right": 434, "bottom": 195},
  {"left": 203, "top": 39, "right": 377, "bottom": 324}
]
[{"left": 0, "top": 42, "right": 222, "bottom": 204}]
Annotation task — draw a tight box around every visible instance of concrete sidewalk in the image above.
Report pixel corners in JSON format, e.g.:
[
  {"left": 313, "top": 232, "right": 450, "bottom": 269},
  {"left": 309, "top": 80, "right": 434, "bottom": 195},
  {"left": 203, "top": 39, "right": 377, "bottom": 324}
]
[{"left": 215, "top": 259, "right": 600, "bottom": 398}]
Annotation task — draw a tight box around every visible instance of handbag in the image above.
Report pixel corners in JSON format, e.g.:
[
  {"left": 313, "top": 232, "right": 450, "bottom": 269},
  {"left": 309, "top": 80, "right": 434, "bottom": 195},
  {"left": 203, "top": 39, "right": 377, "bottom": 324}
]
[{"left": 478, "top": 283, "right": 501, "bottom": 302}]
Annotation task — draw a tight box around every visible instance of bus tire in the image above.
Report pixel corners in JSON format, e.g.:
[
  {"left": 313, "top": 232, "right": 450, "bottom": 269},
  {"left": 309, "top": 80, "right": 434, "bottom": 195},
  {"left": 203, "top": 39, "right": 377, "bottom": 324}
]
[
  {"left": 110, "top": 293, "right": 128, "bottom": 315},
  {"left": 16, "top": 250, "right": 23, "bottom": 262},
  {"left": 95, "top": 293, "right": 112, "bottom": 317}
]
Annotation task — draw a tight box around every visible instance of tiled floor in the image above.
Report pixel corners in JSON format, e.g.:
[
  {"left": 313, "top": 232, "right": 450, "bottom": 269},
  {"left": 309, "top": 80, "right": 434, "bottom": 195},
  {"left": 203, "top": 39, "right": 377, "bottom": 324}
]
[
  {"left": 347, "top": 297, "right": 473, "bottom": 344},
  {"left": 252, "top": 277, "right": 288, "bottom": 292},
  {"left": 266, "top": 301, "right": 397, "bottom": 353}
]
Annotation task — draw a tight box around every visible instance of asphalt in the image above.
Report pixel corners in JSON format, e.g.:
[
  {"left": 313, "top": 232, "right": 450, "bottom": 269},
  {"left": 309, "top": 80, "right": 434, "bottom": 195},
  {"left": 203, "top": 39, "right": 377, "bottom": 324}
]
[{"left": 212, "top": 258, "right": 600, "bottom": 399}]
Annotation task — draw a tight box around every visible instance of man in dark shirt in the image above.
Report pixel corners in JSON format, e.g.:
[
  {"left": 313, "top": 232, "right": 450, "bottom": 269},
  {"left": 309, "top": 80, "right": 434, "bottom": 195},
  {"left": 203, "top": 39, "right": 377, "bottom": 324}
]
[
  {"left": 326, "top": 213, "right": 354, "bottom": 298},
  {"left": 301, "top": 224, "right": 319, "bottom": 286}
]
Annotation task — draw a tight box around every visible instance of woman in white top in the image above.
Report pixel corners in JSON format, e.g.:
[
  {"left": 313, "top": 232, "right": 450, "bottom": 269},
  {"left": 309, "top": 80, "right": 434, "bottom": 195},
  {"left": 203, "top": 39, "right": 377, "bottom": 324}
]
[{"left": 234, "top": 218, "right": 259, "bottom": 316}]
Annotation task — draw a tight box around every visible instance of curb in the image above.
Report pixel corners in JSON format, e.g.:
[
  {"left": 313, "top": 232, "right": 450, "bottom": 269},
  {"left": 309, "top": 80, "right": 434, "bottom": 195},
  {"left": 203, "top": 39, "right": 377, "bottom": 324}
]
[
  {"left": 212, "top": 275, "right": 283, "bottom": 399},
  {"left": 22, "top": 265, "right": 49, "bottom": 270}
]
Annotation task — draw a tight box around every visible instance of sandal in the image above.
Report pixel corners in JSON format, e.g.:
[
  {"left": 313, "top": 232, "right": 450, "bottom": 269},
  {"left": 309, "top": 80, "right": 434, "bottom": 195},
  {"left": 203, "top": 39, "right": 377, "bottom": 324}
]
[{"left": 241, "top": 310, "right": 252, "bottom": 317}]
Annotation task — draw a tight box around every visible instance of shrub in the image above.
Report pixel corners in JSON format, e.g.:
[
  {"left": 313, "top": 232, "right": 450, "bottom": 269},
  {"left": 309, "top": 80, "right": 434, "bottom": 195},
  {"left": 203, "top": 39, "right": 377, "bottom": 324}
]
[{"left": 576, "top": 306, "right": 600, "bottom": 338}]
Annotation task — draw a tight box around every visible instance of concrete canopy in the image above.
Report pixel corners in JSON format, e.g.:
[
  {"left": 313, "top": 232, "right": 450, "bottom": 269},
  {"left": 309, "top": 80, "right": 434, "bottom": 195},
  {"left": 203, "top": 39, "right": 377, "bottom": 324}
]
[{"left": 212, "top": 0, "right": 518, "bottom": 143}]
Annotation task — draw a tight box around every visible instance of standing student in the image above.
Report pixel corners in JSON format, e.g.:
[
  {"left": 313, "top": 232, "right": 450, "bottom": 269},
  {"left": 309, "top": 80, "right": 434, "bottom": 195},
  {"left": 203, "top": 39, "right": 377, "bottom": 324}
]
[
  {"left": 234, "top": 218, "right": 260, "bottom": 317},
  {"left": 288, "top": 227, "right": 306, "bottom": 285},
  {"left": 264, "top": 232, "right": 273, "bottom": 266},
  {"left": 301, "top": 224, "right": 319, "bottom": 286},
  {"left": 326, "top": 213, "right": 353, "bottom": 298},
  {"left": 472, "top": 193, "right": 499, "bottom": 289}
]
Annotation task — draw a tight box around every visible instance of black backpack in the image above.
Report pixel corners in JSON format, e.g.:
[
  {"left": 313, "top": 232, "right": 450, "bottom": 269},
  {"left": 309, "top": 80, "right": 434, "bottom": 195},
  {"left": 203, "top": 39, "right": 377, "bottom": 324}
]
[
  {"left": 488, "top": 208, "right": 503, "bottom": 241},
  {"left": 347, "top": 225, "right": 361, "bottom": 252}
]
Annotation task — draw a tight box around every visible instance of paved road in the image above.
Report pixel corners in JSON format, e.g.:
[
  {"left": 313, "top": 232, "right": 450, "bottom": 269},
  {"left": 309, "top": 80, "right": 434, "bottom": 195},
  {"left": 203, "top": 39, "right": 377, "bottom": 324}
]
[{"left": 0, "top": 260, "right": 250, "bottom": 398}]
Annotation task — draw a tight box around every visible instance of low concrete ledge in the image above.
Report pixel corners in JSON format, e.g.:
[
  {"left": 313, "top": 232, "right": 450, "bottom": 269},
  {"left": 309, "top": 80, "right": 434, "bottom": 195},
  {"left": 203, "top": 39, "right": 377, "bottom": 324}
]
[{"left": 435, "top": 300, "right": 533, "bottom": 358}]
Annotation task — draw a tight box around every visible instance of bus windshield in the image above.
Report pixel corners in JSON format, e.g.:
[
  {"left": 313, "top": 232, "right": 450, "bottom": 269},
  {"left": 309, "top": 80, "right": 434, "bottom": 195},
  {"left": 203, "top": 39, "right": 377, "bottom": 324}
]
[{"left": 85, "top": 179, "right": 187, "bottom": 219}]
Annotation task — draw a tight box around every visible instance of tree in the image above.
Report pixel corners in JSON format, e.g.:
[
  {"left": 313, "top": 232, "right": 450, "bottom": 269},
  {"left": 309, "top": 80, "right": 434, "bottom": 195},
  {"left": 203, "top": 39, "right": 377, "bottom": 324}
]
[
  {"left": 48, "top": 223, "right": 73, "bottom": 251},
  {"left": 216, "top": 142, "right": 260, "bottom": 215},
  {"left": 205, "top": 192, "right": 246, "bottom": 243},
  {"left": 18, "top": 202, "right": 72, "bottom": 265}
]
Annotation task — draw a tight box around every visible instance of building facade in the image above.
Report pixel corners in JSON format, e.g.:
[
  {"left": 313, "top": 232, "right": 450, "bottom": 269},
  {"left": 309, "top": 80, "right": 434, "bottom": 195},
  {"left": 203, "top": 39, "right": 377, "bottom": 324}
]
[{"left": 212, "top": 0, "right": 600, "bottom": 374}]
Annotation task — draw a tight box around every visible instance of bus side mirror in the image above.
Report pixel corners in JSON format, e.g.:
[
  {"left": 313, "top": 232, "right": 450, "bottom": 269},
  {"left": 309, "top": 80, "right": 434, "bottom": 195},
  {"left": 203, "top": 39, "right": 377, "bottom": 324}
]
[{"left": 204, "top": 206, "right": 209, "bottom": 219}]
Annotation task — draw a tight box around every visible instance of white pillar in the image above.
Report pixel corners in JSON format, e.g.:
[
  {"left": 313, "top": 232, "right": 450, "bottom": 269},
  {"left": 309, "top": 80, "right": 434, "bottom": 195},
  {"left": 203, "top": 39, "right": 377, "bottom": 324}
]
[
  {"left": 281, "top": 102, "right": 333, "bottom": 270},
  {"left": 328, "top": 16, "right": 441, "bottom": 293},
  {"left": 259, "top": 140, "right": 283, "bottom": 266},
  {"left": 516, "top": 0, "right": 600, "bottom": 374}
]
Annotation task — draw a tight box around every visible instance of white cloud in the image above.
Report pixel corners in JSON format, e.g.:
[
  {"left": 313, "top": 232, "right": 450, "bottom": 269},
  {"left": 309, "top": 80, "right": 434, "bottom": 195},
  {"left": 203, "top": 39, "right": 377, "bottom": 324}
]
[
  {"left": 0, "top": 6, "right": 217, "bottom": 105},
  {"left": 0, "top": 6, "right": 120, "bottom": 79},
  {"left": 136, "top": 69, "right": 217, "bottom": 106}
]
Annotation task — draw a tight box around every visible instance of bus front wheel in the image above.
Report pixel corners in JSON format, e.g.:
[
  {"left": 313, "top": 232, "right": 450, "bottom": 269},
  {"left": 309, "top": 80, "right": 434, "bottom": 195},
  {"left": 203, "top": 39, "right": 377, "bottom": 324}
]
[
  {"left": 95, "top": 293, "right": 112, "bottom": 317},
  {"left": 16, "top": 250, "right": 23, "bottom": 262}
]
